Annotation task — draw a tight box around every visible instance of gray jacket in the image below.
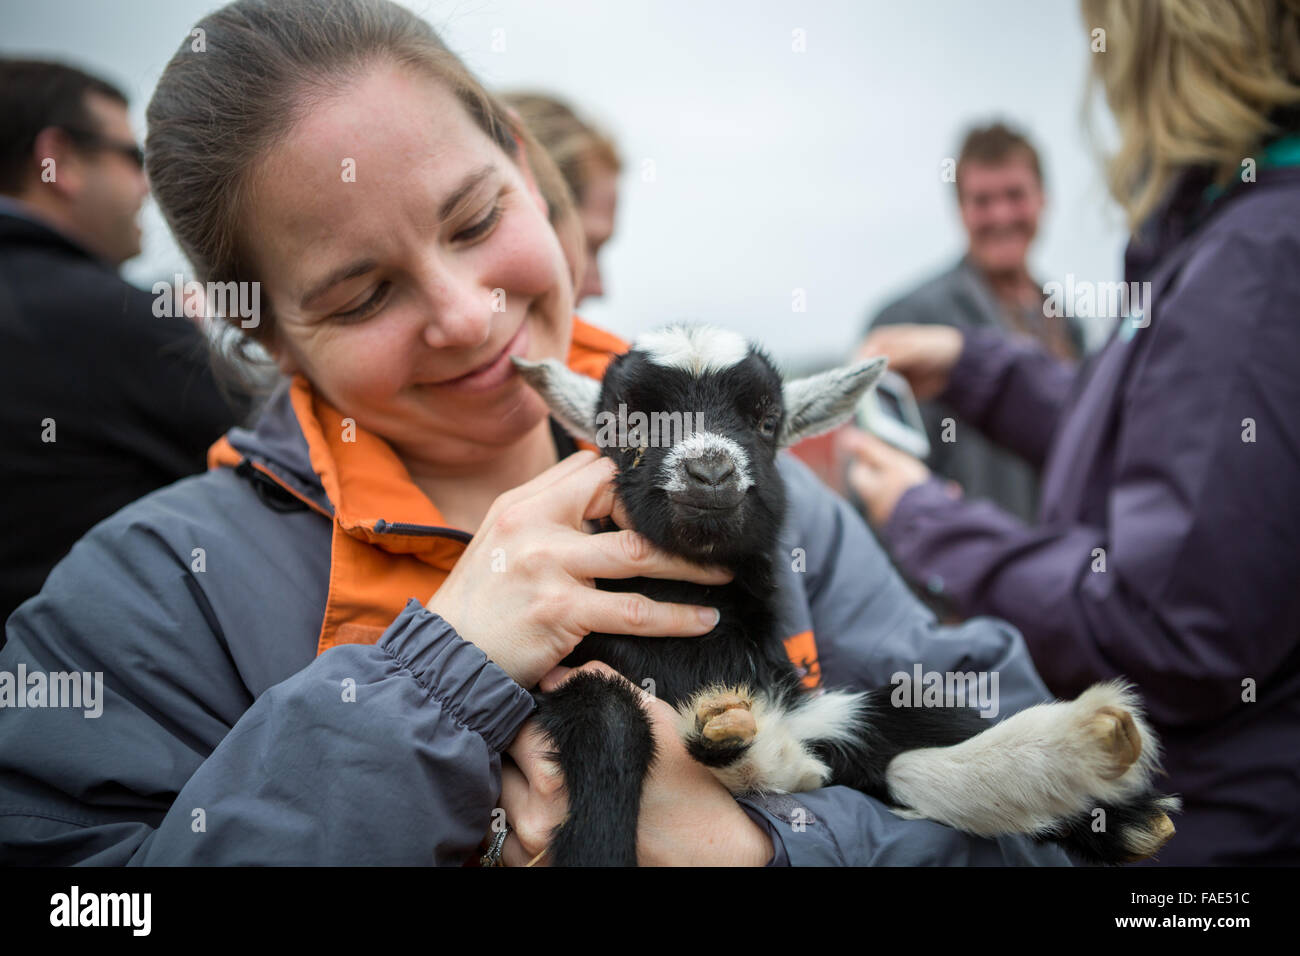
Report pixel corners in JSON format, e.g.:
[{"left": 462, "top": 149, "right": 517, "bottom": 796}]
[{"left": 0, "top": 380, "right": 1071, "bottom": 866}]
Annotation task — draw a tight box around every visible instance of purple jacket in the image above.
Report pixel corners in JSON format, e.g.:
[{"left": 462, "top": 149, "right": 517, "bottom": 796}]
[{"left": 882, "top": 166, "right": 1300, "bottom": 865}]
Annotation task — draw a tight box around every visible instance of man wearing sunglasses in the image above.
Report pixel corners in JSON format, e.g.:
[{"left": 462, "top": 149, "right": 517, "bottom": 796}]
[
  {"left": 0, "top": 61, "right": 148, "bottom": 266},
  {"left": 0, "top": 59, "right": 250, "bottom": 633}
]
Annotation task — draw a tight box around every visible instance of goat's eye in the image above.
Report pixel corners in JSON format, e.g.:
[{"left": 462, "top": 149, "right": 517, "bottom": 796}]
[{"left": 758, "top": 412, "right": 780, "bottom": 438}]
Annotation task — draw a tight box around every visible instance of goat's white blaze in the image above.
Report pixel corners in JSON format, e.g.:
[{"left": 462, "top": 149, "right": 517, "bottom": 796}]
[
  {"left": 658, "top": 431, "right": 754, "bottom": 492},
  {"left": 637, "top": 325, "right": 749, "bottom": 376}
]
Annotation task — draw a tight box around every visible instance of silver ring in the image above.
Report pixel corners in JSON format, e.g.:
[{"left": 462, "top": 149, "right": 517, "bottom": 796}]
[{"left": 480, "top": 825, "right": 510, "bottom": 867}]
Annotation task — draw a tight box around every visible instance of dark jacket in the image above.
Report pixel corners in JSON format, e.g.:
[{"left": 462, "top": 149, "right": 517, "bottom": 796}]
[
  {"left": 0, "top": 319, "right": 1073, "bottom": 866},
  {"left": 0, "top": 208, "right": 248, "bottom": 628},
  {"left": 882, "top": 165, "right": 1300, "bottom": 864},
  {"left": 866, "top": 257, "right": 1084, "bottom": 524}
]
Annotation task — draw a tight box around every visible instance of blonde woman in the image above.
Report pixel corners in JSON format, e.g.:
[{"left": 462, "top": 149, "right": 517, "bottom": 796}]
[{"left": 846, "top": 0, "right": 1300, "bottom": 864}]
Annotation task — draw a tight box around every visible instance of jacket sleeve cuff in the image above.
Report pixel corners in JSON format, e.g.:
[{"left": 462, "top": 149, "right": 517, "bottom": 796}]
[
  {"left": 938, "top": 326, "right": 1016, "bottom": 425},
  {"left": 737, "top": 801, "right": 789, "bottom": 866},
  {"left": 885, "top": 476, "right": 962, "bottom": 544},
  {"left": 736, "top": 793, "right": 841, "bottom": 866},
  {"left": 882, "top": 477, "right": 967, "bottom": 596},
  {"left": 378, "top": 598, "right": 536, "bottom": 752}
]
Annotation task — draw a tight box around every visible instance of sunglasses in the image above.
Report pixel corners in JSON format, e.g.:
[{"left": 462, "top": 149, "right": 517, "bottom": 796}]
[{"left": 60, "top": 126, "right": 145, "bottom": 170}]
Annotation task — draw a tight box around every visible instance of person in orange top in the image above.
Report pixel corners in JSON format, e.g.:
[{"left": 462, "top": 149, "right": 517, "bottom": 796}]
[{"left": 0, "top": 0, "right": 1073, "bottom": 866}]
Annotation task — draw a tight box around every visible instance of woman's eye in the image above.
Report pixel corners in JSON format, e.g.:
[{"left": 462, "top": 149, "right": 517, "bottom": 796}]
[
  {"left": 453, "top": 201, "right": 503, "bottom": 243},
  {"left": 333, "top": 281, "right": 391, "bottom": 322}
]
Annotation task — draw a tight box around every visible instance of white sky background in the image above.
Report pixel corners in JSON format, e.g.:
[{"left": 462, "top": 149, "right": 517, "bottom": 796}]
[{"left": 3, "top": 0, "right": 1126, "bottom": 368}]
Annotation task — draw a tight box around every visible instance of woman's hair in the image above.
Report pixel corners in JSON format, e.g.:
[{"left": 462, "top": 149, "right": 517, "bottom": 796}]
[
  {"left": 145, "top": 0, "right": 582, "bottom": 388},
  {"left": 1082, "top": 0, "right": 1300, "bottom": 229},
  {"left": 500, "top": 91, "right": 622, "bottom": 207}
]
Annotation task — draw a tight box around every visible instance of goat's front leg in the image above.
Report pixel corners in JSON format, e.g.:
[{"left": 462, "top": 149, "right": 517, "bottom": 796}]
[
  {"left": 880, "top": 680, "right": 1178, "bottom": 861},
  {"left": 531, "top": 671, "right": 657, "bottom": 866}
]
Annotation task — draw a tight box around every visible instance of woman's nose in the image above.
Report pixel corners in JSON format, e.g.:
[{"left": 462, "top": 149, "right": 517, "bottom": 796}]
[{"left": 415, "top": 263, "right": 494, "bottom": 350}]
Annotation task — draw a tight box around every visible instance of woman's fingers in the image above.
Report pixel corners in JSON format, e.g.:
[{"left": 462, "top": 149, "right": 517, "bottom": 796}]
[
  {"left": 492, "top": 448, "right": 600, "bottom": 512},
  {"left": 537, "top": 664, "right": 574, "bottom": 693},
  {"left": 841, "top": 427, "right": 890, "bottom": 466},
  {"left": 859, "top": 327, "right": 908, "bottom": 362},
  {"left": 497, "top": 760, "right": 542, "bottom": 867},
  {"left": 531, "top": 453, "right": 623, "bottom": 527},
  {"left": 506, "top": 716, "right": 556, "bottom": 767},
  {"left": 566, "top": 527, "right": 733, "bottom": 586},
  {"left": 609, "top": 496, "right": 635, "bottom": 530},
  {"left": 577, "top": 587, "right": 720, "bottom": 638},
  {"left": 541, "top": 659, "right": 630, "bottom": 692},
  {"left": 500, "top": 719, "right": 570, "bottom": 867},
  {"left": 528, "top": 453, "right": 732, "bottom": 585},
  {"left": 585, "top": 481, "right": 637, "bottom": 531}
]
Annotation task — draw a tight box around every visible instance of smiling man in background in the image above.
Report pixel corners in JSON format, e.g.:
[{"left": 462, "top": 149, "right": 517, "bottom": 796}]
[{"left": 857, "top": 122, "right": 1082, "bottom": 524}]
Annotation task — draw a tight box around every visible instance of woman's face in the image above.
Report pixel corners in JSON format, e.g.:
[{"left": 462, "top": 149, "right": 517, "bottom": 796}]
[{"left": 245, "top": 63, "right": 574, "bottom": 468}]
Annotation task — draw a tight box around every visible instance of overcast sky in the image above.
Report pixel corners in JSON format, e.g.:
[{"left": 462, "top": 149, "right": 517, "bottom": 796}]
[{"left": 3, "top": 0, "right": 1127, "bottom": 366}]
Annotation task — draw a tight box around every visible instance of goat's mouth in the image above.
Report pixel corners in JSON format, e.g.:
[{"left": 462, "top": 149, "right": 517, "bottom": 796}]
[
  {"left": 666, "top": 493, "right": 747, "bottom": 554},
  {"left": 667, "top": 489, "right": 745, "bottom": 513}
]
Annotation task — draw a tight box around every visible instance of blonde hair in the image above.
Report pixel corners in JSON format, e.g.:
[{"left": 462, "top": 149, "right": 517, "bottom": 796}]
[
  {"left": 500, "top": 92, "right": 621, "bottom": 207},
  {"left": 1082, "top": 0, "right": 1300, "bottom": 228}
]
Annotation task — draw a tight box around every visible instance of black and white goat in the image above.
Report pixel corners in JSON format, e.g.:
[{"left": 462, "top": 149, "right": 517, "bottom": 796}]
[{"left": 511, "top": 324, "right": 1178, "bottom": 866}]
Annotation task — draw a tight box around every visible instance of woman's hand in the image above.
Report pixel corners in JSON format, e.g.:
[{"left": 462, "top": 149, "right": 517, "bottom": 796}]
[
  {"left": 856, "top": 324, "right": 964, "bottom": 400},
  {"left": 838, "top": 427, "right": 936, "bottom": 526},
  {"left": 426, "top": 450, "right": 733, "bottom": 689},
  {"left": 498, "top": 661, "right": 775, "bottom": 866}
]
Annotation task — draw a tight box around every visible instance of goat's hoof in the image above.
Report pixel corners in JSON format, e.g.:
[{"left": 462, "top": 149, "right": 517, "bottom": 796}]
[
  {"left": 1085, "top": 705, "right": 1142, "bottom": 779},
  {"left": 1122, "top": 811, "right": 1176, "bottom": 862},
  {"left": 696, "top": 692, "right": 756, "bottom": 748}
]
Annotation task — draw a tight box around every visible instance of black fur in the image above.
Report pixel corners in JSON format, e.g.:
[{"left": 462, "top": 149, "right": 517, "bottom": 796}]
[
  {"left": 1044, "top": 793, "right": 1182, "bottom": 866},
  {"left": 532, "top": 671, "right": 655, "bottom": 866}
]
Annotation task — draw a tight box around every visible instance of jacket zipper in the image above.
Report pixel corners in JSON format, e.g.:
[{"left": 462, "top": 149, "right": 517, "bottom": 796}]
[
  {"left": 372, "top": 518, "right": 471, "bottom": 543},
  {"left": 236, "top": 459, "right": 472, "bottom": 542}
]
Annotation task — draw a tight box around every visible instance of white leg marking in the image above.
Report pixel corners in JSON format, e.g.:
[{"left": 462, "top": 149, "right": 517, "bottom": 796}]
[
  {"left": 676, "top": 686, "right": 868, "bottom": 795},
  {"left": 885, "top": 680, "right": 1162, "bottom": 836}
]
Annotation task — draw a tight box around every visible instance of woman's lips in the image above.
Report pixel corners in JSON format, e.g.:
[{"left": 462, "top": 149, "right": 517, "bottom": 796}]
[{"left": 428, "top": 322, "right": 530, "bottom": 392}]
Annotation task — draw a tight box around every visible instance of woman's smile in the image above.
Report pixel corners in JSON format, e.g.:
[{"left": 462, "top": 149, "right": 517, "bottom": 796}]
[{"left": 422, "top": 319, "right": 531, "bottom": 393}]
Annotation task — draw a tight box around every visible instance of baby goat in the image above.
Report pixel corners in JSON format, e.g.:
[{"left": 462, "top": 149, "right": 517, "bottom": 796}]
[{"left": 512, "top": 324, "right": 1178, "bottom": 866}]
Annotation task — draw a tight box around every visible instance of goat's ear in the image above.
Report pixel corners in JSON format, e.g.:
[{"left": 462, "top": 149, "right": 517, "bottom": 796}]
[
  {"left": 510, "top": 356, "right": 601, "bottom": 444},
  {"left": 779, "top": 356, "right": 888, "bottom": 447}
]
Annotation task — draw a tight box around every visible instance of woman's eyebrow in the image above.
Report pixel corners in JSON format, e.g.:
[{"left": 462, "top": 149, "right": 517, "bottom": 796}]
[
  {"left": 439, "top": 163, "right": 497, "bottom": 220},
  {"left": 298, "top": 165, "right": 500, "bottom": 309},
  {"left": 299, "top": 258, "right": 379, "bottom": 310}
]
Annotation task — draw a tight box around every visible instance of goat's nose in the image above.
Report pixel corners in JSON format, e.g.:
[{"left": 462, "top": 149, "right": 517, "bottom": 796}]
[{"left": 685, "top": 452, "right": 736, "bottom": 488}]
